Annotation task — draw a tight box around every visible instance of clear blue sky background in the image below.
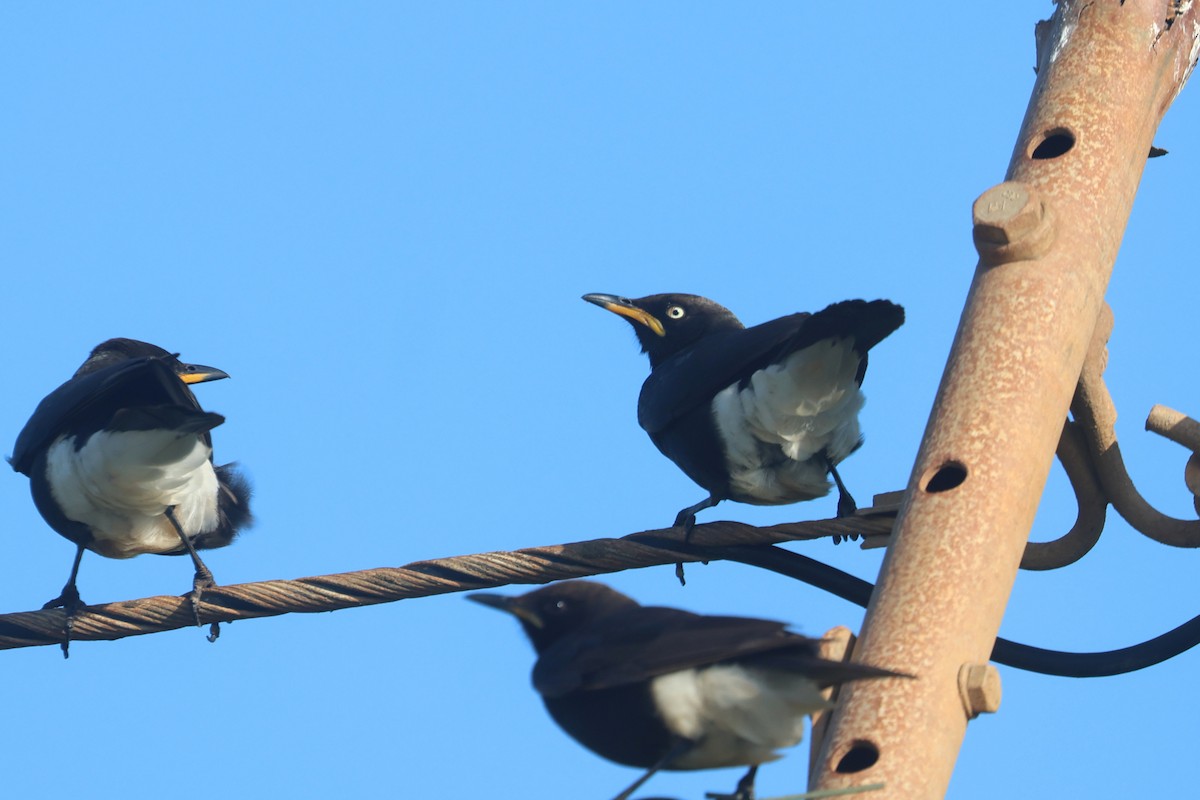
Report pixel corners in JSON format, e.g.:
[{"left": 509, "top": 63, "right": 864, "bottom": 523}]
[{"left": 2, "top": 4, "right": 1197, "bottom": 799}]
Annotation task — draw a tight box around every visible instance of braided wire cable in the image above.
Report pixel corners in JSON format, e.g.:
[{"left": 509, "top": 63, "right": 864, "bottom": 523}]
[{"left": 0, "top": 515, "right": 894, "bottom": 651}]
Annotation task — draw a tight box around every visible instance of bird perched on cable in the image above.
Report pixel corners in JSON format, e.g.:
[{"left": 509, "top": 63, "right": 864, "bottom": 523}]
[
  {"left": 470, "top": 580, "right": 907, "bottom": 800},
  {"left": 583, "top": 293, "right": 903, "bottom": 535},
  {"left": 9, "top": 338, "right": 252, "bottom": 649}
]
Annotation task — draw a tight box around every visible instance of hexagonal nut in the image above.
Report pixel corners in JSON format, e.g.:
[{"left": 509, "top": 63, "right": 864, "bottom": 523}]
[
  {"left": 972, "top": 182, "right": 1055, "bottom": 265},
  {"left": 958, "top": 662, "right": 1002, "bottom": 719}
]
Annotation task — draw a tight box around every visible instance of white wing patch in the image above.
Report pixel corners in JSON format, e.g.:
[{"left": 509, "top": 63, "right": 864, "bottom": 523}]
[
  {"left": 711, "top": 337, "right": 864, "bottom": 504},
  {"left": 45, "top": 430, "right": 220, "bottom": 558},
  {"left": 650, "top": 664, "right": 830, "bottom": 769}
]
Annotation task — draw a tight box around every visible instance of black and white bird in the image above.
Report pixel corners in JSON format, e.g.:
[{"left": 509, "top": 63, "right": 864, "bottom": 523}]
[
  {"left": 470, "top": 581, "right": 907, "bottom": 800},
  {"left": 9, "top": 338, "right": 252, "bottom": 645},
  {"left": 583, "top": 294, "right": 904, "bottom": 531}
]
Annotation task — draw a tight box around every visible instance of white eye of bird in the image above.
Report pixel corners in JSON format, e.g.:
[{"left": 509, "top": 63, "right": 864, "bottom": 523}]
[{"left": 666, "top": 305, "right": 685, "bottom": 319}]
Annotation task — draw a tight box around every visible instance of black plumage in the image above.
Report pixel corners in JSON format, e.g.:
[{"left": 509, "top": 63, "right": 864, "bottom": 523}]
[
  {"left": 584, "top": 294, "right": 904, "bottom": 534},
  {"left": 470, "top": 580, "right": 907, "bottom": 800},
  {"left": 10, "top": 338, "right": 251, "bottom": 649}
]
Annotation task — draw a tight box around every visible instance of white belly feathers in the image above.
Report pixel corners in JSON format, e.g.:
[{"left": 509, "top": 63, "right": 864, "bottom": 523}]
[
  {"left": 711, "top": 337, "right": 865, "bottom": 504},
  {"left": 650, "top": 664, "right": 831, "bottom": 768},
  {"left": 44, "top": 429, "right": 220, "bottom": 558}
]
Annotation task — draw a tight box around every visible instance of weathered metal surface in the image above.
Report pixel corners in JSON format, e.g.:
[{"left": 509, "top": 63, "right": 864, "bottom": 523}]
[
  {"left": 1072, "top": 313, "right": 1200, "bottom": 546},
  {"left": 807, "top": 2, "right": 1200, "bottom": 797}
]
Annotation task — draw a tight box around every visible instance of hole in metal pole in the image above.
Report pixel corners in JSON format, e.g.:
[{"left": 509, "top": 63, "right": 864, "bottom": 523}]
[
  {"left": 922, "top": 461, "right": 968, "bottom": 493},
  {"left": 1030, "top": 128, "right": 1075, "bottom": 160},
  {"left": 835, "top": 740, "right": 880, "bottom": 774}
]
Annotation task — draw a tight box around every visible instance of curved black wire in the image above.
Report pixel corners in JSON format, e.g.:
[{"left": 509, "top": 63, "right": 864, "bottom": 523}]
[{"left": 706, "top": 544, "right": 1200, "bottom": 678}]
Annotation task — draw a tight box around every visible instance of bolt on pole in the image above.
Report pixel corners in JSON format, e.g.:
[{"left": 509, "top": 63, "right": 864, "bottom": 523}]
[{"left": 808, "top": 2, "right": 1199, "bottom": 798}]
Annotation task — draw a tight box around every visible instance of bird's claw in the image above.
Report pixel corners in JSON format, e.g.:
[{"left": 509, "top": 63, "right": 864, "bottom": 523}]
[
  {"left": 42, "top": 585, "right": 84, "bottom": 612},
  {"left": 189, "top": 569, "right": 220, "bottom": 642},
  {"left": 673, "top": 512, "right": 697, "bottom": 586},
  {"left": 42, "top": 585, "right": 86, "bottom": 659}
]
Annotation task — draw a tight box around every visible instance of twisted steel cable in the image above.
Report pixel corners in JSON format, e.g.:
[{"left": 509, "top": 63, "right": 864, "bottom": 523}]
[{"left": 0, "top": 515, "right": 893, "bottom": 651}]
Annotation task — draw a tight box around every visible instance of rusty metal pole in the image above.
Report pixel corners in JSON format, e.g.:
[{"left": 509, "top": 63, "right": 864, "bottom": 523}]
[{"left": 808, "top": 3, "right": 1198, "bottom": 798}]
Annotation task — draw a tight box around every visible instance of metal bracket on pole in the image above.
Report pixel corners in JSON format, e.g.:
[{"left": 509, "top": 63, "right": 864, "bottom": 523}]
[{"left": 806, "top": 3, "right": 1200, "bottom": 797}]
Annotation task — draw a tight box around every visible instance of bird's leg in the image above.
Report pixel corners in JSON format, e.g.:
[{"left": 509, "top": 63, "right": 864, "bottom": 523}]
[
  {"left": 42, "top": 545, "right": 86, "bottom": 611},
  {"left": 825, "top": 455, "right": 859, "bottom": 544},
  {"left": 611, "top": 738, "right": 694, "bottom": 800},
  {"left": 673, "top": 495, "right": 720, "bottom": 585},
  {"left": 704, "top": 764, "right": 758, "bottom": 800},
  {"left": 827, "top": 460, "right": 857, "bottom": 518},
  {"left": 41, "top": 544, "right": 87, "bottom": 659},
  {"left": 673, "top": 494, "right": 721, "bottom": 532},
  {"left": 164, "top": 506, "right": 220, "bottom": 642}
]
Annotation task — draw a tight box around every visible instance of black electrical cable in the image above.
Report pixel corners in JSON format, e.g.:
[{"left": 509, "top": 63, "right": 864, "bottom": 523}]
[{"left": 708, "top": 544, "right": 1200, "bottom": 678}]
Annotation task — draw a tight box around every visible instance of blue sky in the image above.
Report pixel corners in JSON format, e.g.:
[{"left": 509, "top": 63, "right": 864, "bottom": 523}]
[{"left": 1, "top": 4, "right": 1197, "bottom": 799}]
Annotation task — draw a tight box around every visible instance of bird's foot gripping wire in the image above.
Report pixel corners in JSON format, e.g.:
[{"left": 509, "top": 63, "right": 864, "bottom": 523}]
[
  {"left": 826, "top": 458, "right": 859, "bottom": 544},
  {"left": 672, "top": 496, "right": 720, "bottom": 586},
  {"left": 190, "top": 566, "right": 221, "bottom": 643},
  {"left": 42, "top": 545, "right": 87, "bottom": 658},
  {"left": 704, "top": 765, "right": 758, "bottom": 800},
  {"left": 42, "top": 587, "right": 85, "bottom": 659},
  {"left": 165, "top": 506, "right": 221, "bottom": 642}
]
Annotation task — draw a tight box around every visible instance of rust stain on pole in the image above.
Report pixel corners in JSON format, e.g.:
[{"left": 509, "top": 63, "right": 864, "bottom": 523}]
[{"left": 808, "top": 2, "right": 1199, "bottom": 797}]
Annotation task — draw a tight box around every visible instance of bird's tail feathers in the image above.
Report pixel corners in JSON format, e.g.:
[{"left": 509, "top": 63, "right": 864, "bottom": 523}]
[
  {"left": 753, "top": 650, "right": 913, "bottom": 688},
  {"left": 215, "top": 463, "right": 254, "bottom": 534},
  {"left": 185, "top": 463, "right": 253, "bottom": 551},
  {"left": 798, "top": 300, "right": 905, "bottom": 355}
]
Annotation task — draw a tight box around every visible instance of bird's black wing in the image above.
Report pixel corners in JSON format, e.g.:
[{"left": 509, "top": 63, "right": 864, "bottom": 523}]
[
  {"left": 637, "top": 300, "right": 904, "bottom": 434},
  {"left": 532, "top": 605, "right": 819, "bottom": 697},
  {"left": 10, "top": 357, "right": 202, "bottom": 475},
  {"left": 744, "top": 648, "right": 907, "bottom": 687},
  {"left": 637, "top": 313, "right": 809, "bottom": 434}
]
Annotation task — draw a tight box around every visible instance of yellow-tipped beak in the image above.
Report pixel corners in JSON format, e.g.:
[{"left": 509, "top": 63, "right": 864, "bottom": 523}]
[
  {"left": 178, "top": 364, "right": 231, "bottom": 385},
  {"left": 582, "top": 293, "right": 666, "bottom": 337}
]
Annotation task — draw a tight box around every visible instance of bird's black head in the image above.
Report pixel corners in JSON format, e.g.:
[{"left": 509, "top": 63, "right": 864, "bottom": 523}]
[
  {"left": 74, "top": 338, "right": 231, "bottom": 385},
  {"left": 469, "top": 580, "right": 640, "bottom": 654},
  {"left": 583, "top": 293, "right": 744, "bottom": 369}
]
